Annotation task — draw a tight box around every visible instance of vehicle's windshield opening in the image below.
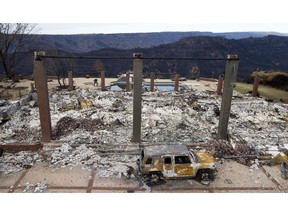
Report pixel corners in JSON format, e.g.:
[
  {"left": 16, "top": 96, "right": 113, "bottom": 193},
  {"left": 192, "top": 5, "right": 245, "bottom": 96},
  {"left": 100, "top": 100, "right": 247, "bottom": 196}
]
[
  {"left": 190, "top": 151, "right": 198, "bottom": 163},
  {"left": 164, "top": 157, "right": 172, "bottom": 164},
  {"left": 145, "top": 158, "right": 152, "bottom": 165}
]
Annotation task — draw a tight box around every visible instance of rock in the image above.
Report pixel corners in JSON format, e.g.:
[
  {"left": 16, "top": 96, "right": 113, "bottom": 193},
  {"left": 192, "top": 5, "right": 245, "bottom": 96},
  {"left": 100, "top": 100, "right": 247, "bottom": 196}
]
[
  {"left": 281, "top": 161, "right": 288, "bottom": 180},
  {"left": 0, "top": 100, "right": 7, "bottom": 107},
  {"left": 77, "top": 96, "right": 93, "bottom": 109},
  {"left": 224, "top": 179, "right": 233, "bottom": 184},
  {"left": 0, "top": 111, "right": 10, "bottom": 122},
  {"left": 19, "top": 94, "right": 31, "bottom": 106},
  {"left": 7, "top": 102, "right": 20, "bottom": 115},
  {"left": 29, "top": 100, "right": 37, "bottom": 107}
]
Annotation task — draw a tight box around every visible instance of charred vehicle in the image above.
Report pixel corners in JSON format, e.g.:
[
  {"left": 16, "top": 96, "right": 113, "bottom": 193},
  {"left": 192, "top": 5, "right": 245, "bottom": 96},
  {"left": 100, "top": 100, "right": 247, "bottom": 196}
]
[{"left": 138, "top": 144, "right": 217, "bottom": 185}]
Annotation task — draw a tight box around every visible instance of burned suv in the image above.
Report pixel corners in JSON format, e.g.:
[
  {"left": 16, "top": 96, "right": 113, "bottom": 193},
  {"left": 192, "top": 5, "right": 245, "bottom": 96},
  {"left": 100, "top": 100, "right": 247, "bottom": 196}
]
[{"left": 138, "top": 144, "right": 216, "bottom": 185}]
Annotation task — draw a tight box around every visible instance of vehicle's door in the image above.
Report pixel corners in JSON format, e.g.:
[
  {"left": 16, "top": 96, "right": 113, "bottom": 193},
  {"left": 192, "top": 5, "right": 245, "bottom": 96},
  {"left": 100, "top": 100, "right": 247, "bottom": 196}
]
[
  {"left": 163, "top": 156, "right": 174, "bottom": 177},
  {"left": 173, "top": 155, "right": 193, "bottom": 177}
]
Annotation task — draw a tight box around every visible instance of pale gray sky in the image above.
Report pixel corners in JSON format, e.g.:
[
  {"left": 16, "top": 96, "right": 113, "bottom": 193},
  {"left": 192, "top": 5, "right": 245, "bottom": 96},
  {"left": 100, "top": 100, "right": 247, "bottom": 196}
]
[
  {"left": 36, "top": 23, "right": 288, "bottom": 34},
  {"left": 2, "top": 0, "right": 288, "bottom": 34}
]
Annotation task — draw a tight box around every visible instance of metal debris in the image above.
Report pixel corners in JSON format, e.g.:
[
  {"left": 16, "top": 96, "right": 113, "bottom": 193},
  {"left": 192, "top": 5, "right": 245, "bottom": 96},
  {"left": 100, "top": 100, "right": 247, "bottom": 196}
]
[
  {"left": 0, "top": 151, "right": 40, "bottom": 175},
  {"left": 0, "top": 88, "right": 287, "bottom": 178},
  {"left": 52, "top": 116, "right": 104, "bottom": 138},
  {"left": 281, "top": 161, "right": 288, "bottom": 180},
  {"left": 269, "top": 152, "right": 288, "bottom": 166},
  {"left": 205, "top": 140, "right": 258, "bottom": 165},
  {"left": 224, "top": 179, "right": 233, "bottom": 184},
  {"left": 140, "top": 183, "right": 151, "bottom": 193}
]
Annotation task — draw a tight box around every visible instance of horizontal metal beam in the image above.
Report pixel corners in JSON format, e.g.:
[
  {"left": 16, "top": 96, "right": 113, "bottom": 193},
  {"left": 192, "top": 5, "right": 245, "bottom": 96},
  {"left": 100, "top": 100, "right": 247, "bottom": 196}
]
[{"left": 42, "top": 55, "right": 237, "bottom": 61}]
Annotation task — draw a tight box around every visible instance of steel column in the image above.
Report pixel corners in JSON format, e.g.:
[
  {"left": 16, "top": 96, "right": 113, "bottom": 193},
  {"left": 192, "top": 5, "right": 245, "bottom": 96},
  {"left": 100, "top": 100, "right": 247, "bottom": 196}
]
[
  {"left": 252, "top": 76, "right": 260, "bottom": 97},
  {"left": 150, "top": 72, "right": 155, "bottom": 92},
  {"left": 126, "top": 71, "right": 130, "bottom": 91},
  {"left": 217, "top": 55, "right": 239, "bottom": 140},
  {"left": 33, "top": 51, "right": 52, "bottom": 142},
  {"left": 132, "top": 53, "right": 143, "bottom": 142},
  {"left": 174, "top": 74, "right": 179, "bottom": 91}
]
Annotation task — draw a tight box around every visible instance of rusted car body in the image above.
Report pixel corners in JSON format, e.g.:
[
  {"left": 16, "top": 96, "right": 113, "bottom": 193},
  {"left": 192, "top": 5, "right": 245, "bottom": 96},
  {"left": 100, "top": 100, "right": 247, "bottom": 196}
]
[{"left": 138, "top": 144, "right": 216, "bottom": 184}]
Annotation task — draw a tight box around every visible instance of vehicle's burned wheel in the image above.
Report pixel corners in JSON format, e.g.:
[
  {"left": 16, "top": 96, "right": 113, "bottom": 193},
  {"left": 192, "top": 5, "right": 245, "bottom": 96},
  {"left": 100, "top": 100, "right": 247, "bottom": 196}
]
[
  {"left": 196, "top": 169, "right": 216, "bottom": 185},
  {"left": 144, "top": 172, "right": 165, "bottom": 186},
  {"left": 208, "top": 171, "right": 216, "bottom": 181},
  {"left": 200, "top": 173, "right": 210, "bottom": 185}
]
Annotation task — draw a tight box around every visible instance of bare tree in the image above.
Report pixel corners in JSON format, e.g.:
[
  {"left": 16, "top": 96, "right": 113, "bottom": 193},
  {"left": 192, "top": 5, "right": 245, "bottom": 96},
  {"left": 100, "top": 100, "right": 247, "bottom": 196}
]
[
  {"left": 46, "top": 50, "right": 75, "bottom": 87},
  {"left": 189, "top": 66, "right": 200, "bottom": 80},
  {"left": 0, "top": 23, "right": 35, "bottom": 81},
  {"left": 94, "top": 60, "right": 105, "bottom": 74}
]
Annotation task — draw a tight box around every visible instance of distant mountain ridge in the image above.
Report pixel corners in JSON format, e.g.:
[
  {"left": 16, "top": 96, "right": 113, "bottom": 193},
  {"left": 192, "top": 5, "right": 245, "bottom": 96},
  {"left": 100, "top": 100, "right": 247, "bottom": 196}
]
[
  {"left": 73, "top": 35, "right": 288, "bottom": 80},
  {"left": 2, "top": 33, "right": 288, "bottom": 80},
  {"left": 30, "top": 31, "right": 288, "bottom": 53}
]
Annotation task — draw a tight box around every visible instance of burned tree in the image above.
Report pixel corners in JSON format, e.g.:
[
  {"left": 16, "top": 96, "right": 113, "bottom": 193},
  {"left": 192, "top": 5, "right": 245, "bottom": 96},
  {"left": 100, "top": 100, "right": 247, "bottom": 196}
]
[
  {"left": 94, "top": 60, "right": 105, "bottom": 74},
  {"left": 0, "top": 23, "right": 35, "bottom": 81},
  {"left": 189, "top": 66, "right": 200, "bottom": 80},
  {"left": 46, "top": 50, "right": 75, "bottom": 88}
]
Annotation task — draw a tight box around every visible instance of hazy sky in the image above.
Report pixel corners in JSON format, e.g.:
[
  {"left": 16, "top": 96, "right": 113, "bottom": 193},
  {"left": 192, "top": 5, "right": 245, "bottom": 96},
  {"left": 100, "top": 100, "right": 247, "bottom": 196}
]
[
  {"left": 36, "top": 23, "right": 288, "bottom": 34},
  {"left": 2, "top": 1, "right": 288, "bottom": 34}
]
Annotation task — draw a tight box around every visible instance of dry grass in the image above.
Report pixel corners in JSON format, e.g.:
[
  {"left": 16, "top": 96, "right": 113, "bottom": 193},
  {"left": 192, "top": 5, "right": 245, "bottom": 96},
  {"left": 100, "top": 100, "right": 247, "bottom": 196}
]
[{"left": 235, "top": 82, "right": 288, "bottom": 103}]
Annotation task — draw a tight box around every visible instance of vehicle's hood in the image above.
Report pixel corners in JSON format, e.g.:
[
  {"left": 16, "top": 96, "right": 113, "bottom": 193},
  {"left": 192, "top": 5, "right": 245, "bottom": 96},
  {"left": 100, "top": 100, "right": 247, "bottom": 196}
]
[{"left": 196, "top": 152, "right": 215, "bottom": 164}]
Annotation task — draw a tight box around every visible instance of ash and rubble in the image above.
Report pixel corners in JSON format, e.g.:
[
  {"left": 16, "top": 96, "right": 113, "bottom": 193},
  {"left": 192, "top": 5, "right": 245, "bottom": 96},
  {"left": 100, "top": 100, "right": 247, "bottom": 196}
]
[
  {"left": 1, "top": 88, "right": 288, "bottom": 177},
  {"left": 23, "top": 182, "right": 48, "bottom": 193}
]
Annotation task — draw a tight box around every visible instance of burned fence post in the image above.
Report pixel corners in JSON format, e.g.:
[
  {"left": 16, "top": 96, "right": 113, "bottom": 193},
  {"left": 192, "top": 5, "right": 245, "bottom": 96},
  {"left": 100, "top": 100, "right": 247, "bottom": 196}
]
[
  {"left": 33, "top": 51, "right": 52, "bottom": 142},
  {"left": 150, "top": 72, "right": 155, "bottom": 92},
  {"left": 126, "top": 71, "right": 130, "bottom": 92},
  {"left": 132, "top": 53, "right": 143, "bottom": 142},
  {"left": 252, "top": 76, "right": 260, "bottom": 97},
  {"left": 101, "top": 70, "right": 105, "bottom": 91},
  {"left": 216, "top": 74, "right": 224, "bottom": 95},
  {"left": 68, "top": 71, "right": 73, "bottom": 91},
  {"left": 217, "top": 54, "right": 239, "bottom": 140},
  {"left": 174, "top": 74, "right": 179, "bottom": 92}
]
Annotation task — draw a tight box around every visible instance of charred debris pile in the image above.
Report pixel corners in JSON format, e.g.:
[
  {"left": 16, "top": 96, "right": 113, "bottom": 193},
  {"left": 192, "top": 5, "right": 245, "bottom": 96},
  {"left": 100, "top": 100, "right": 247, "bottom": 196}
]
[{"left": 0, "top": 88, "right": 288, "bottom": 176}]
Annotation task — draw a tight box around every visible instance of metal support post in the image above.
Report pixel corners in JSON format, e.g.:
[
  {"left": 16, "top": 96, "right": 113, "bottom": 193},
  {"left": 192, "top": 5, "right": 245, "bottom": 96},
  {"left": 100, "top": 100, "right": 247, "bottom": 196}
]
[
  {"left": 33, "top": 51, "right": 52, "bottom": 142},
  {"left": 252, "top": 76, "right": 260, "bottom": 97},
  {"left": 132, "top": 53, "right": 143, "bottom": 142},
  {"left": 217, "top": 54, "right": 239, "bottom": 140},
  {"left": 101, "top": 70, "right": 105, "bottom": 91},
  {"left": 68, "top": 71, "right": 73, "bottom": 91},
  {"left": 150, "top": 72, "right": 155, "bottom": 92},
  {"left": 126, "top": 71, "right": 130, "bottom": 91},
  {"left": 174, "top": 74, "right": 179, "bottom": 91},
  {"left": 216, "top": 75, "right": 224, "bottom": 95}
]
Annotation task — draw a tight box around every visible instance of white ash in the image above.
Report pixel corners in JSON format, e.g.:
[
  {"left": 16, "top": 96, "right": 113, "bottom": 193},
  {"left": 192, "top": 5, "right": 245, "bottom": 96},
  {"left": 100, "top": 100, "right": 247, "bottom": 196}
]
[
  {"left": 23, "top": 182, "right": 47, "bottom": 193},
  {"left": 0, "top": 151, "right": 40, "bottom": 175},
  {"left": 47, "top": 143, "right": 138, "bottom": 178},
  {"left": 0, "top": 88, "right": 288, "bottom": 177}
]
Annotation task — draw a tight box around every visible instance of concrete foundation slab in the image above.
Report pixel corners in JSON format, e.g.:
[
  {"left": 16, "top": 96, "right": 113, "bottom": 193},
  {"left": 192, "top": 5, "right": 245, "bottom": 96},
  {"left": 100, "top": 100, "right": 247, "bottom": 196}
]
[
  {"left": 0, "top": 171, "right": 24, "bottom": 187},
  {"left": 152, "top": 189, "right": 210, "bottom": 193},
  {"left": 93, "top": 177, "right": 139, "bottom": 188},
  {"left": 214, "top": 161, "right": 276, "bottom": 188},
  {"left": 261, "top": 165, "right": 288, "bottom": 189},
  {"left": 91, "top": 189, "right": 143, "bottom": 193},
  {"left": 0, "top": 189, "right": 9, "bottom": 193},
  {"left": 20, "top": 164, "right": 91, "bottom": 187},
  {"left": 212, "top": 189, "right": 278, "bottom": 193},
  {"left": 45, "top": 189, "right": 87, "bottom": 193}
]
